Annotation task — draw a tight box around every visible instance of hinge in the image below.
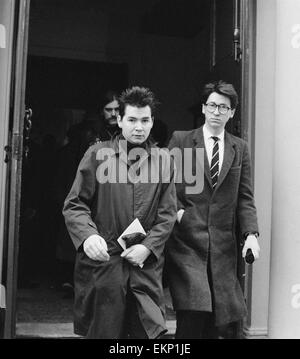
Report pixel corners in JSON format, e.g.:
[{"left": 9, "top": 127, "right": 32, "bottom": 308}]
[
  {"left": 233, "top": 27, "right": 242, "bottom": 62},
  {"left": 12, "top": 133, "right": 23, "bottom": 161},
  {"left": 4, "top": 145, "right": 11, "bottom": 163}
]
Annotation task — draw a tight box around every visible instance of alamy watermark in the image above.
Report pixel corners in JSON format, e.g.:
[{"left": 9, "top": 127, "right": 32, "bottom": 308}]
[
  {"left": 291, "top": 284, "right": 300, "bottom": 309},
  {"left": 95, "top": 140, "right": 205, "bottom": 195},
  {"left": 291, "top": 24, "right": 300, "bottom": 49}
]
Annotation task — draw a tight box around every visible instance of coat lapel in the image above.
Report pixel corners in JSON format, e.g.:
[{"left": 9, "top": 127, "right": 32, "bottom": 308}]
[
  {"left": 215, "top": 131, "right": 235, "bottom": 190},
  {"left": 192, "top": 127, "right": 212, "bottom": 188}
]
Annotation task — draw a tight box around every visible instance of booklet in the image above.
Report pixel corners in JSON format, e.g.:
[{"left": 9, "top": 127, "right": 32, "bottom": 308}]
[
  {"left": 117, "top": 218, "right": 146, "bottom": 250},
  {"left": 117, "top": 218, "right": 146, "bottom": 268}
]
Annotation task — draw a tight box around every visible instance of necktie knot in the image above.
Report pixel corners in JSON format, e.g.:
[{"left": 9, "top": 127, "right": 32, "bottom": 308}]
[{"left": 211, "top": 136, "right": 219, "bottom": 142}]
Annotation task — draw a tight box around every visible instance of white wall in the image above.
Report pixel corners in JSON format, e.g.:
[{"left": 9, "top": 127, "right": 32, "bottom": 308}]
[
  {"left": 251, "top": 0, "right": 300, "bottom": 339},
  {"left": 268, "top": 0, "right": 300, "bottom": 338}
]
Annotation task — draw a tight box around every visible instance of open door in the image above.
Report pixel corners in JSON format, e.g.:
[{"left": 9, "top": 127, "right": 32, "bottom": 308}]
[
  {"left": 3, "top": 0, "right": 31, "bottom": 339},
  {"left": 209, "top": 0, "right": 256, "bottom": 338},
  {"left": 209, "top": 0, "right": 243, "bottom": 136}
]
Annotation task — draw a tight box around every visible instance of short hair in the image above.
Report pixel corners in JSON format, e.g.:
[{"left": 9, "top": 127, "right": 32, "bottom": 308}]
[
  {"left": 118, "top": 86, "right": 159, "bottom": 117},
  {"left": 201, "top": 80, "right": 239, "bottom": 109}
]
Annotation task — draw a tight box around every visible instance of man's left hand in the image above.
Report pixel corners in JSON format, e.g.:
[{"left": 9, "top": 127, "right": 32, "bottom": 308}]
[
  {"left": 121, "top": 244, "right": 151, "bottom": 267},
  {"left": 242, "top": 234, "right": 260, "bottom": 260}
]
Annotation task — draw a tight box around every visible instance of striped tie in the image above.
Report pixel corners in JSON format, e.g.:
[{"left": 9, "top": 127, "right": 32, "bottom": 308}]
[{"left": 210, "top": 136, "right": 219, "bottom": 188}]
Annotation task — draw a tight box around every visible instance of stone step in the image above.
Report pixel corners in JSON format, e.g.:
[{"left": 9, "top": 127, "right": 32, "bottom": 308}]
[{"left": 16, "top": 320, "right": 176, "bottom": 339}]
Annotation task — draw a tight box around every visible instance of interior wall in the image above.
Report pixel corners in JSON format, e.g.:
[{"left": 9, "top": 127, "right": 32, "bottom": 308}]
[
  {"left": 28, "top": 1, "right": 110, "bottom": 61},
  {"left": 27, "top": 0, "right": 210, "bottom": 139},
  {"left": 128, "top": 31, "right": 210, "bottom": 135}
]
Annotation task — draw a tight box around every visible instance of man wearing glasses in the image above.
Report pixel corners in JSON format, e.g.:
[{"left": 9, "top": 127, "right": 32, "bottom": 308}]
[{"left": 166, "top": 80, "right": 260, "bottom": 338}]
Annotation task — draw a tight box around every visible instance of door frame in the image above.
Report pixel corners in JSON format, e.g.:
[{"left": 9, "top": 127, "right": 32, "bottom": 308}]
[
  {"left": 240, "top": 0, "right": 257, "bottom": 147},
  {"left": 0, "top": 0, "right": 16, "bottom": 338},
  {"left": 240, "top": 0, "right": 257, "bottom": 333},
  {"left": 209, "top": 0, "right": 257, "bottom": 337},
  {"left": 4, "top": 0, "right": 30, "bottom": 339}
]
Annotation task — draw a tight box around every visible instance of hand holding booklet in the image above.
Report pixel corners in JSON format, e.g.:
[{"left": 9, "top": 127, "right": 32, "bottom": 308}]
[{"left": 117, "top": 218, "right": 146, "bottom": 268}]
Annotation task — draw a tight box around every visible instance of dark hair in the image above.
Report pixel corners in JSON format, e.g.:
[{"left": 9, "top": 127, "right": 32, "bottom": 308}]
[
  {"left": 201, "top": 80, "right": 239, "bottom": 109},
  {"left": 118, "top": 86, "right": 159, "bottom": 116},
  {"left": 99, "top": 90, "right": 119, "bottom": 111}
]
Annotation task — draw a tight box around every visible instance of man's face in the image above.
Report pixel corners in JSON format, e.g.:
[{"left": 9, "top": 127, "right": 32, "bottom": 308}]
[
  {"left": 202, "top": 92, "right": 235, "bottom": 133},
  {"left": 103, "top": 99, "right": 120, "bottom": 126},
  {"left": 117, "top": 105, "right": 153, "bottom": 144}
]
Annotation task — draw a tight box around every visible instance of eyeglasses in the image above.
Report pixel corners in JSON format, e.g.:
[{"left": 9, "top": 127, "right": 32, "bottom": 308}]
[{"left": 205, "top": 102, "right": 231, "bottom": 115}]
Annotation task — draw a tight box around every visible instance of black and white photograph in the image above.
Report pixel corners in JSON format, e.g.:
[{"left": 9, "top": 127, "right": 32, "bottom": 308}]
[{"left": 0, "top": 0, "right": 300, "bottom": 345}]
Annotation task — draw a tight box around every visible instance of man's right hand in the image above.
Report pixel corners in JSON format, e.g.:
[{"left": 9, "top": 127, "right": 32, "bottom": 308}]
[{"left": 83, "top": 234, "right": 110, "bottom": 261}]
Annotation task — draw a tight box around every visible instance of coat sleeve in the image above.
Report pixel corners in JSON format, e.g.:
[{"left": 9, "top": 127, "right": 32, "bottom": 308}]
[
  {"left": 167, "top": 131, "right": 185, "bottom": 211},
  {"left": 62, "top": 146, "right": 100, "bottom": 250},
  {"left": 141, "top": 155, "right": 177, "bottom": 260},
  {"left": 237, "top": 142, "right": 259, "bottom": 237}
]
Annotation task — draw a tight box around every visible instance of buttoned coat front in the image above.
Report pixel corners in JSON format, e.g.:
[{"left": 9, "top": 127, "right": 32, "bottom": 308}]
[
  {"left": 166, "top": 127, "right": 259, "bottom": 326},
  {"left": 63, "top": 137, "right": 177, "bottom": 338}
]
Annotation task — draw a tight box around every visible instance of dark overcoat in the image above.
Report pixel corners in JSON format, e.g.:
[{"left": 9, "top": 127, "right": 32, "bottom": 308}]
[
  {"left": 166, "top": 127, "right": 259, "bottom": 326},
  {"left": 63, "top": 136, "right": 177, "bottom": 338}
]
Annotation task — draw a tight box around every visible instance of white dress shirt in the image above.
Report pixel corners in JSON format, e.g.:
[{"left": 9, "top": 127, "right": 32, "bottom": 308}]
[
  {"left": 203, "top": 124, "right": 225, "bottom": 172},
  {"left": 177, "top": 125, "right": 225, "bottom": 222}
]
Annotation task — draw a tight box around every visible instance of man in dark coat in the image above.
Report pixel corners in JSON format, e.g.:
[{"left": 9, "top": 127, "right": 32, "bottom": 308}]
[
  {"left": 166, "top": 80, "right": 260, "bottom": 339},
  {"left": 63, "top": 86, "right": 177, "bottom": 339}
]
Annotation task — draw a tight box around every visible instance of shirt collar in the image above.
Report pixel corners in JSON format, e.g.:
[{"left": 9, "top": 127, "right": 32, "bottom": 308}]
[{"left": 203, "top": 124, "right": 225, "bottom": 142}]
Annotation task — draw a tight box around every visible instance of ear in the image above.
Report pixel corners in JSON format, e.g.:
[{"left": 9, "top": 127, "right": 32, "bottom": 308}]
[
  {"left": 202, "top": 104, "right": 206, "bottom": 115},
  {"left": 150, "top": 117, "right": 154, "bottom": 129},
  {"left": 117, "top": 114, "right": 122, "bottom": 128},
  {"left": 230, "top": 109, "right": 236, "bottom": 118}
]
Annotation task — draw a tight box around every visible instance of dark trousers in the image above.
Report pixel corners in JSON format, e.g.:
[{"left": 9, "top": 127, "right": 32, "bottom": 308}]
[{"left": 175, "top": 310, "right": 219, "bottom": 339}]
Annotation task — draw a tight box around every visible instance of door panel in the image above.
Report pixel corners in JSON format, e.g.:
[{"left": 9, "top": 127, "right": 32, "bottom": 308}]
[
  {"left": 209, "top": 0, "right": 255, "bottom": 339},
  {"left": 209, "top": 0, "right": 242, "bottom": 137},
  {"left": 0, "top": 0, "right": 17, "bottom": 339},
  {"left": 4, "top": 0, "right": 31, "bottom": 339}
]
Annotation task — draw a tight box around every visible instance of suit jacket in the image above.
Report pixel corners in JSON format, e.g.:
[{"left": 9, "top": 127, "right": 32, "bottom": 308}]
[{"left": 166, "top": 126, "right": 259, "bottom": 326}]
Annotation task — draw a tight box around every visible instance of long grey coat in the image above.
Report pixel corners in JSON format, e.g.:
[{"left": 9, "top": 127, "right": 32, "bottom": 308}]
[
  {"left": 166, "top": 127, "right": 259, "bottom": 326},
  {"left": 63, "top": 136, "right": 177, "bottom": 338}
]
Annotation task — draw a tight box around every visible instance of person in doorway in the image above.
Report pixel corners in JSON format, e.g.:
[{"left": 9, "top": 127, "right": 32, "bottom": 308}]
[
  {"left": 52, "top": 125, "right": 83, "bottom": 297},
  {"left": 89, "top": 90, "right": 121, "bottom": 145},
  {"left": 52, "top": 92, "right": 120, "bottom": 297},
  {"left": 63, "top": 86, "right": 177, "bottom": 339},
  {"left": 166, "top": 80, "right": 260, "bottom": 339},
  {"left": 18, "top": 138, "right": 42, "bottom": 289}
]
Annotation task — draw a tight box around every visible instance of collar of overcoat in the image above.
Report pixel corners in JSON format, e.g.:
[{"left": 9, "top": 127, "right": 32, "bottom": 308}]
[
  {"left": 192, "top": 126, "right": 236, "bottom": 191},
  {"left": 111, "top": 134, "right": 157, "bottom": 168}
]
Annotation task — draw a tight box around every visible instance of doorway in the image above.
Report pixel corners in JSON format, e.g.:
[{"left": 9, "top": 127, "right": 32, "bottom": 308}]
[{"left": 10, "top": 0, "right": 253, "bottom": 338}]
